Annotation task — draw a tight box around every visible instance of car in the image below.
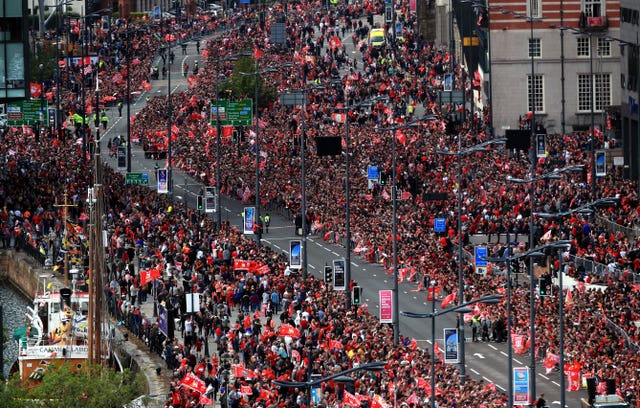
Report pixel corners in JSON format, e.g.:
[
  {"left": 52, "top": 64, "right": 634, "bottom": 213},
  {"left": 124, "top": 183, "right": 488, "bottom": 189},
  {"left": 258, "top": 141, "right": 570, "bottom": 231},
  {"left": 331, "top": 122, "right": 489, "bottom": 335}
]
[
  {"left": 0, "top": 113, "right": 7, "bottom": 129},
  {"left": 369, "top": 28, "right": 386, "bottom": 48},
  {"left": 208, "top": 3, "right": 223, "bottom": 17}
]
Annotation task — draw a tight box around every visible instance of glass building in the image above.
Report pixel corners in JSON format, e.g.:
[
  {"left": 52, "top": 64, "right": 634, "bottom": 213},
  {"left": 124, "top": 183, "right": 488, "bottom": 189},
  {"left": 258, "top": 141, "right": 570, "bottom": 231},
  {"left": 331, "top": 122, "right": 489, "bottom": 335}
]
[{"left": 0, "top": 0, "right": 28, "bottom": 100}]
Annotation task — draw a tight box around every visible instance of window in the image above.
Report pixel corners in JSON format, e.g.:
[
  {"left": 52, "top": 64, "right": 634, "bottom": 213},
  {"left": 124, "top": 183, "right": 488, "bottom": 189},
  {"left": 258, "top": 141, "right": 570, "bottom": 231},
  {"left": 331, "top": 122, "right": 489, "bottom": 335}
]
[
  {"left": 529, "top": 38, "right": 541, "bottom": 58},
  {"left": 595, "top": 73, "right": 611, "bottom": 111},
  {"left": 528, "top": 0, "right": 542, "bottom": 18},
  {"left": 577, "top": 37, "right": 590, "bottom": 57},
  {"left": 583, "top": 0, "right": 604, "bottom": 18},
  {"left": 577, "top": 73, "right": 611, "bottom": 112},
  {"left": 597, "top": 37, "right": 611, "bottom": 57},
  {"left": 527, "top": 74, "right": 544, "bottom": 113}
]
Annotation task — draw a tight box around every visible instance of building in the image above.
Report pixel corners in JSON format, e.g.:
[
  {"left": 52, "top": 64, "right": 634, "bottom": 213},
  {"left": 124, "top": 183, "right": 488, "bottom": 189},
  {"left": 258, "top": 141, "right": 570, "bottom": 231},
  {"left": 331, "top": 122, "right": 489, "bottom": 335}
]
[
  {"left": 474, "top": 0, "right": 621, "bottom": 138},
  {"left": 619, "top": 0, "right": 640, "bottom": 181},
  {"left": 1, "top": 0, "right": 29, "bottom": 100}
]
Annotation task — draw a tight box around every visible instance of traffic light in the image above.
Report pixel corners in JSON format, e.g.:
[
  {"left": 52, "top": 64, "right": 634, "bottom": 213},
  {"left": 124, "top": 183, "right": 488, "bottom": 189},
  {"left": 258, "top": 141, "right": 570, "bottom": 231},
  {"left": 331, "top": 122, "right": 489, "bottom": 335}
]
[
  {"left": 539, "top": 277, "right": 551, "bottom": 296},
  {"left": 197, "top": 195, "right": 203, "bottom": 211},
  {"left": 352, "top": 286, "right": 362, "bottom": 304},
  {"left": 324, "top": 266, "right": 333, "bottom": 285}
]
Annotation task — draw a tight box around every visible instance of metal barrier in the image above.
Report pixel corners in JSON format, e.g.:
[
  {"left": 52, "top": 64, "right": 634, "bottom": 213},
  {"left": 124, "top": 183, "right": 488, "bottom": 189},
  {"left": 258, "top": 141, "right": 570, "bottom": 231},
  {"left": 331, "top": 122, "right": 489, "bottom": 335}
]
[
  {"left": 595, "top": 214, "right": 637, "bottom": 240},
  {"left": 603, "top": 315, "right": 640, "bottom": 352},
  {"left": 564, "top": 254, "right": 640, "bottom": 283},
  {"left": 15, "top": 235, "right": 47, "bottom": 266}
]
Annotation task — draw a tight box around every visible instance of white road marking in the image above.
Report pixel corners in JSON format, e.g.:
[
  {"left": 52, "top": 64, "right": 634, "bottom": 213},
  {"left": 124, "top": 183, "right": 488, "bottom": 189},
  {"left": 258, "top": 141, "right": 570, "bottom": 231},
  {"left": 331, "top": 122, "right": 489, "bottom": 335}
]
[
  {"left": 539, "top": 374, "right": 549, "bottom": 380},
  {"left": 488, "top": 344, "right": 498, "bottom": 350},
  {"left": 470, "top": 368, "right": 480, "bottom": 375}
]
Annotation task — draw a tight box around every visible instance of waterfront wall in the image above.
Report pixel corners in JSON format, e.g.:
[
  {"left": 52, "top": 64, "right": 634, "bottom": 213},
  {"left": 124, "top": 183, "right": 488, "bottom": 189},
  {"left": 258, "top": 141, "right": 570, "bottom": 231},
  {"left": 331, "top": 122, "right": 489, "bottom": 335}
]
[{"left": 0, "top": 249, "right": 42, "bottom": 300}]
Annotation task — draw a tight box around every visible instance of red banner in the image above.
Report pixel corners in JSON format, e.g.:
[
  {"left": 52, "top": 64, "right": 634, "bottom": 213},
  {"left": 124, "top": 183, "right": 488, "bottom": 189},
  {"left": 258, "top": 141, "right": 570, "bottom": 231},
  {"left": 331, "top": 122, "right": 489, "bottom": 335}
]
[
  {"left": 512, "top": 334, "right": 527, "bottom": 354},
  {"left": 139, "top": 267, "right": 161, "bottom": 286},
  {"left": 231, "top": 364, "right": 258, "bottom": 379},
  {"left": 277, "top": 324, "right": 300, "bottom": 338},
  {"left": 179, "top": 372, "right": 206, "bottom": 394}
]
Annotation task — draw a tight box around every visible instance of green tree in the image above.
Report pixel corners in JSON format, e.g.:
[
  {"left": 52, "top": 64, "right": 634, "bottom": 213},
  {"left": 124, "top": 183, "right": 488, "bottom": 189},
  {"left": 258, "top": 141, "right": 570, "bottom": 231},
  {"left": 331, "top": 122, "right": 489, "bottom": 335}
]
[
  {"left": 218, "top": 56, "right": 277, "bottom": 111},
  {"left": 0, "top": 363, "right": 145, "bottom": 408}
]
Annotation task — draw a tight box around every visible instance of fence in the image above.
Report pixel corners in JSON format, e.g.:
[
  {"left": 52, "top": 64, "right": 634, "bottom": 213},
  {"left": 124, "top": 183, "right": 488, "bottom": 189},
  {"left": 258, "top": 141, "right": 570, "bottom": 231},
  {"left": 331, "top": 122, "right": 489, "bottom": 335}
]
[{"left": 603, "top": 315, "right": 640, "bottom": 353}]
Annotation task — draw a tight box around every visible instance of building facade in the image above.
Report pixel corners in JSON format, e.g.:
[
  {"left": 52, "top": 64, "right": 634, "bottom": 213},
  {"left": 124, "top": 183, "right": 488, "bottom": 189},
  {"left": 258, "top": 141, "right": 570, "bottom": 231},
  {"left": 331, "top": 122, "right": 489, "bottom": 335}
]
[
  {"left": 487, "top": 0, "right": 620, "bottom": 137},
  {"left": 620, "top": 0, "right": 640, "bottom": 180}
]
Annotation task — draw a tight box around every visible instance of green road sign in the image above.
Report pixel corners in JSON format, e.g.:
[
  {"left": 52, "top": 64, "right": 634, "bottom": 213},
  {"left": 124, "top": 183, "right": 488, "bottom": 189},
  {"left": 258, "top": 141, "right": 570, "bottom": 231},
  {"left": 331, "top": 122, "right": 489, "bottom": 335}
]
[
  {"left": 7, "top": 100, "right": 48, "bottom": 126},
  {"left": 125, "top": 172, "right": 149, "bottom": 185},
  {"left": 210, "top": 99, "right": 253, "bottom": 126}
]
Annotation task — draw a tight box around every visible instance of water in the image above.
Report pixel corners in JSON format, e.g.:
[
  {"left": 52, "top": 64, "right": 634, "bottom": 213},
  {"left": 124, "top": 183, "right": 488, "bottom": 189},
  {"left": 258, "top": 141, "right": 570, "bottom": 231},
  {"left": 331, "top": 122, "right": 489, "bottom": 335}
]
[{"left": 0, "top": 282, "right": 30, "bottom": 378}]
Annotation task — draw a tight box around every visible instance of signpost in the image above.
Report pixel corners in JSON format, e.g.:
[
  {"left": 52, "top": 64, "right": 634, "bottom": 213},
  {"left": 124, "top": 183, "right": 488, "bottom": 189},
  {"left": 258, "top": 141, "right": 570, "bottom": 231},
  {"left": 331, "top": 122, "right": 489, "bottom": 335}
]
[
  {"left": 125, "top": 173, "right": 149, "bottom": 185},
  {"left": 6, "top": 100, "right": 48, "bottom": 126},
  {"left": 210, "top": 99, "right": 253, "bottom": 126},
  {"left": 475, "top": 245, "right": 488, "bottom": 275}
]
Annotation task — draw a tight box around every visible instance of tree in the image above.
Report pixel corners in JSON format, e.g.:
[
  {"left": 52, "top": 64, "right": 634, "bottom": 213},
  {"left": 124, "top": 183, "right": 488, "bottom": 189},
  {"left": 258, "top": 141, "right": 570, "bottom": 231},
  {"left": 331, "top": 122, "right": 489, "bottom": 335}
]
[
  {"left": 218, "top": 56, "right": 277, "bottom": 111},
  {"left": 0, "top": 363, "right": 145, "bottom": 408}
]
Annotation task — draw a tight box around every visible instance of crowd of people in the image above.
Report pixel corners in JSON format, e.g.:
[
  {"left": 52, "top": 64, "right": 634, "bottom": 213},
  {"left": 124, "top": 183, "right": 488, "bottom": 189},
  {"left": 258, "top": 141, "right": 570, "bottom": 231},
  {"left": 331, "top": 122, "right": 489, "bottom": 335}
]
[{"left": 3, "top": 0, "right": 640, "bottom": 407}]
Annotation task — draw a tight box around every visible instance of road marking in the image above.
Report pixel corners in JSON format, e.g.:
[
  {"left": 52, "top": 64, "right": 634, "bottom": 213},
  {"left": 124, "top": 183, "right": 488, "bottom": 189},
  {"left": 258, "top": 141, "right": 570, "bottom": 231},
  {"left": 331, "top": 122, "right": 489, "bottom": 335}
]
[
  {"left": 309, "top": 264, "right": 315, "bottom": 269},
  {"left": 488, "top": 344, "right": 498, "bottom": 350},
  {"left": 514, "top": 358, "right": 523, "bottom": 365},
  {"left": 372, "top": 274, "right": 377, "bottom": 277},
  {"left": 500, "top": 351, "right": 508, "bottom": 357},
  {"left": 482, "top": 376, "right": 494, "bottom": 384},
  {"left": 552, "top": 381, "right": 560, "bottom": 386},
  {"left": 473, "top": 353, "right": 485, "bottom": 359},
  {"left": 272, "top": 245, "right": 281, "bottom": 250},
  {"left": 539, "top": 374, "right": 549, "bottom": 380},
  {"left": 470, "top": 368, "right": 480, "bottom": 375},
  {"left": 351, "top": 262, "right": 359, "bottom": 267}
]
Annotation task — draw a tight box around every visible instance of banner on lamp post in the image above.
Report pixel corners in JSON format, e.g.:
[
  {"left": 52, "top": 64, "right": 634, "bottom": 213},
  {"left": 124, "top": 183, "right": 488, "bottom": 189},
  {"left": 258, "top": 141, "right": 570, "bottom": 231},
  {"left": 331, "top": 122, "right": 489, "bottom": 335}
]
[
  {"left": 444, "top": 328, "right": 459, "bottom": 363},
  {"left": 243, "top": 207, "right": 255, "bottom": 235},
  {"left": 513, "top": 367, "right": 530, "bottom": 405},
  {"left": 379, "top": 289, "right": 393, "bottom": 323},
  {"left": 289, "top": 240, "right": 301, "bottom": 269},
  {"left": 595, "top": 150, "right": 606, "bottom": 177}
]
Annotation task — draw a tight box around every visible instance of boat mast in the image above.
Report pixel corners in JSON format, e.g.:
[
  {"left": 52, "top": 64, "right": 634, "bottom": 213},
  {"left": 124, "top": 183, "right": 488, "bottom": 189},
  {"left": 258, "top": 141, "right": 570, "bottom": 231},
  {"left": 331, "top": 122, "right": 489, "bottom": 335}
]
[
  {"left": 87, "top": 143, "right": 105, "bottom": 365},
  {"left": 54, "top": 193, "right": 76, "bottom": 286}
]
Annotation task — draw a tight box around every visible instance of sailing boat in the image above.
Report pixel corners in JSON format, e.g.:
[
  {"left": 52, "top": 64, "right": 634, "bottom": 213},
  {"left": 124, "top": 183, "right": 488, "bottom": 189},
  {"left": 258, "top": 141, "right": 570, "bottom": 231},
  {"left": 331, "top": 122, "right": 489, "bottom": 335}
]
[
  {"left": 12, "top": 276, "right": 90, "bottom": 381},
  {"left": 11, "top": 146, "right": 110, "bottom": 382}
]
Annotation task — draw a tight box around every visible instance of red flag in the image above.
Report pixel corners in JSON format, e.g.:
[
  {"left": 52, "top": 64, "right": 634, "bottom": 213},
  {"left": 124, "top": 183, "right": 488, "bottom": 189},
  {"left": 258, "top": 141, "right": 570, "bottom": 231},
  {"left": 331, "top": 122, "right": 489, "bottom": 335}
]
[
  {"left": 277, "top": 324, "right": 300, "bottom": 338},
  {"left": 410, "top": 338, "right": 418, "bottom": 350},
  {"left": 396, "top": 129, "right": 406, "bottom": 146},
  {"left": 441, "top": 292, "right": 456, "bottom": 308},
  {"left": 259, "top": 388, "right": 274, "bottom": 400},
  {"left": 543, "top": 352, "right": 560, "bottom": 374},
  {"left": 329, "top": 36, "right": 343, "bottom": 50},
  {"left": 253, "top": 45, "right": 263, "bottom": 59},
  {"left": 343, "top": 391, "right": 360, "bottom": 407},
  {"left": 30, "top": 83, "right": 42, "bottom": 98},
  {"left": 406, "top": 393, "right": 420, "bottom": 405},
  {"left": 240, "top": 385, "right": 252, "bottom": 395},
  {"left": 139, "top": 267, "right": 161, "bottom": 286},
  {"left": 199, "top": 394, "right": 213, "bottom": 405},
  {"left": 179, "top": 372, "right": 207, "bottom": 394},
  {"left": 566, "top": 361, "right": 581, "bottom": 391},
  {"left": 512, "top": 333, "right": 527, "bottom": 354},
  {"left": 329, "top": 339, "right": 343, "bottom": 349},
  {"left": 231, "top": 364, "right": 258, "bottom": 379}
]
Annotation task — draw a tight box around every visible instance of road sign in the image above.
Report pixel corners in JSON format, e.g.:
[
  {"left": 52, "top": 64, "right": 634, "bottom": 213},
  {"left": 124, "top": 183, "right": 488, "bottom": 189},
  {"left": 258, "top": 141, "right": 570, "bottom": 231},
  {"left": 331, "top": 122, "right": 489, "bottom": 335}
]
[
  {"left": 205, "top": 186, "right": 216, "bottom": 213},
  {"left": 438, "top": 90, "right": 465, "bottom": 105},
  {"left": 280, "top": 92, "right": 307, "bottom": 107},
  {"left": 117, "top": 146, "right": 127, "bottom": 171},
  {"left": 125, "top": 172, "right": 149, "bottom": 185},
  {"left": 157, "top": 169, "right": 168, "bottom": 194},
  {"left": 7, "top": 100, "right": 48, "bottom": 126},
  {"left": 210, "top": 99, "right": 253, "bottom": 126},
  {"left": 434, "top": 217, "right": 446, "bottom": 232}
]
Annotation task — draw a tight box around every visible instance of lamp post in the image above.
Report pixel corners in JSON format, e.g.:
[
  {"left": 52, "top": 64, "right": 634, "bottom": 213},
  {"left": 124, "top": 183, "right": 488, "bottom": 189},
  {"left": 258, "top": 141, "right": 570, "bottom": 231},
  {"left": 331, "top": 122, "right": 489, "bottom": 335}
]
[
  {"left": 506, "top": 164, "right": 583, "bottom": 403},
  {"left": 125, "top": 25, "right": 132, "bottom": 172},
  {"left": 39, "top": 63, "right": 44, "bottom": 140},
  {"left": 484, "top": 240, "right": 573, "bottom": 406},
  {"left": 240, "top": 61, "right": 292, "bottom": 247},
  {"left": 401, "top": 294, "right": 503, "bottom": 407},
  {"left": 377, "top": 116, "right": 436, "bottom": 345},
  {"left": 166, "top": 24, "right": 173, "bottom": 200},
  {"left": 438, "top": 137, "right": 506, "bottom": 383},
  {"left": 534, "top": 197, "right": 617, "bottom": 407},
  {"left": 273, "top": 360, "right": 387, "bottom": 406},
  {"left": 331, "top": 96, "right": 387, "bottom": 308}
]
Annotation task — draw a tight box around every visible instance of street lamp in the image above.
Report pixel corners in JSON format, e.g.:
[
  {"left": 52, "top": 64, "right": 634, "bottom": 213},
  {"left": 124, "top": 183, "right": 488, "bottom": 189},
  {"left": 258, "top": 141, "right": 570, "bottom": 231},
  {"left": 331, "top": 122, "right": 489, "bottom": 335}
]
[
  {"left": 534, "top": 198, "right": 617, "bottom": 408},
  {"left": 377, "top": 116, "right": 437, "bottom": 345},
  {"left": 401, "top": 294, "right": 503, "bottom": 407},
  {"left": 437, "top": 137, "right": 506, "bottom": 383},
  {"left": 282, "top": 84, "right": 327, "bottom": 278},
  {"left": 506, "top": 164, "right": 582, "bottom": 403},
  {"left": 484, "top": 240, "right": 571, "bottom": 407},
  {"left": 273, "top": 360, "right": 387, "bottom": 406},
  {"left": 332, "top": 96, "right": 387, "bottom": 308},
  {"left": 240, "top": 61, "right": 292, "bottom": 247}
]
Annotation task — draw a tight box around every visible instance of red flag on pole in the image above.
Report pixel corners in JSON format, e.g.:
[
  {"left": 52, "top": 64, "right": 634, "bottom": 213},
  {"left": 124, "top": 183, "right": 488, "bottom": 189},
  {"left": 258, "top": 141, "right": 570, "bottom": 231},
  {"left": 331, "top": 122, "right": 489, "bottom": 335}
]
[{"left": 253, "top": 45, "right": 263, "bottom": 59}]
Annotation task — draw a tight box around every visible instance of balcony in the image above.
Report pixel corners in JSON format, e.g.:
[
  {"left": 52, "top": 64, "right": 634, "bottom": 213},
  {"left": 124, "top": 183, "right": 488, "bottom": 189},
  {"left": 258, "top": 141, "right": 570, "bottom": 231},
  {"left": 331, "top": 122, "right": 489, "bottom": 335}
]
[{"left": 579, "top": 13, "right": 609, "bottom": 32}]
